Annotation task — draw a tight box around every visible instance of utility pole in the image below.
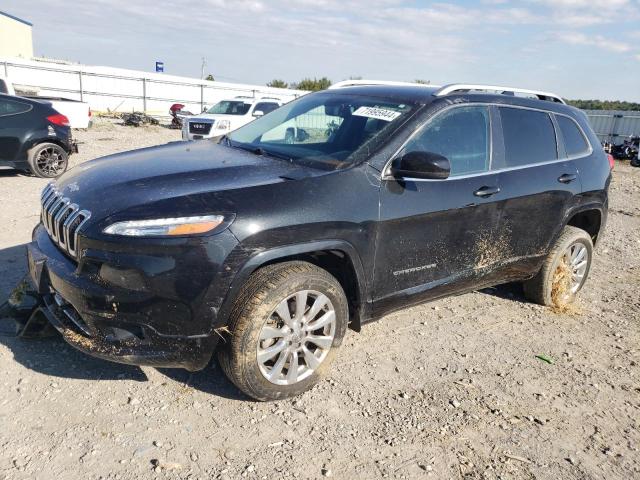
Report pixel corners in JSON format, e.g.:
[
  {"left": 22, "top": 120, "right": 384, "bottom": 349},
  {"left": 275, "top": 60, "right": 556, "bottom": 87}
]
[{"left": 201, "top": 57, "right": 206, "bottom": 80}]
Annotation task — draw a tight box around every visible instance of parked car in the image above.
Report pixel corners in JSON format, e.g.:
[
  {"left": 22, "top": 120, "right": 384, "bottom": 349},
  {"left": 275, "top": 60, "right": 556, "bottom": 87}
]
[
  {"left": 0, "top": 93, "right": 77, "bottom": 177},
  {"left": 0, "top": 76, "right": 91, "bottom": 129},
  {"left": 182, "top": 96, "right": 281, "bottom": 141},
  {"left": 26, "top": 82, "right": 611, "bottom": 400}
]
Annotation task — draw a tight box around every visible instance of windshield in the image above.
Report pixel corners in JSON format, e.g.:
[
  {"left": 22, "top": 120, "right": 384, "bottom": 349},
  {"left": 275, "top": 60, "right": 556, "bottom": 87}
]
[
  {"left": 227, "top": 92, "right": 416, "bottom": 167},
  {"left": 207, "top": 100, "right": 252, "bottom": 115}
]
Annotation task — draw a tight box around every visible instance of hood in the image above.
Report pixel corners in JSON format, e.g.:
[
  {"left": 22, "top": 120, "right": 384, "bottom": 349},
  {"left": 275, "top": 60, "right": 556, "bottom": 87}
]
[
  {"left": 190, "top": 113, "right": 240, "bottom": 121},
  {"left": 54, "top": 140, "right": 321, "bottom": 226}
]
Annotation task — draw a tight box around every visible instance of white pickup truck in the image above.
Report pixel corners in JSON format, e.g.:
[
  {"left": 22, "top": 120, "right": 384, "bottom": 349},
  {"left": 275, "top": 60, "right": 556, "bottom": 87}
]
[{"left": 0, "top": 75, "right": 92, "bottom": 129}]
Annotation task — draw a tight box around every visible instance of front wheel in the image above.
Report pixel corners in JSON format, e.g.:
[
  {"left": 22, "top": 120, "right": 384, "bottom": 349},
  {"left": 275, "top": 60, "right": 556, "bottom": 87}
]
[
  {"left": 523, "top": 226, "right": 593, "bottom": 309},
  {"left": 27, "top": 143, "right": 69, "bottom": 178},
  {"left": 217, "top": 261, "right": 348, "bottom": 401}
]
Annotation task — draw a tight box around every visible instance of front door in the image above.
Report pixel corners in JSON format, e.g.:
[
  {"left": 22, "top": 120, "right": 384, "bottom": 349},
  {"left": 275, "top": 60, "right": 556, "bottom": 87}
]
[{"left": 373, "top": 105, "right": 503, "bottom": 315}]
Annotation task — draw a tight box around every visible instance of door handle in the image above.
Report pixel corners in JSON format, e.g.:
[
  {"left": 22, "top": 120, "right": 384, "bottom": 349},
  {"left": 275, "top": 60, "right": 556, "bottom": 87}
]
[
  {"left": 558, "top": 173, "right": 577, "bottom": 184},
  {"left": 473, "top": 186, "right": 501, "bottom": 198}
]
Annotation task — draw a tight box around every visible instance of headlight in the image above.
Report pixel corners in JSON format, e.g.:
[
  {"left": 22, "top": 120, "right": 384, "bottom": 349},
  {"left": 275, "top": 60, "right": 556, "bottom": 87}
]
[
  {"left": 103, "top": 215, "right": 225, "bottom": 237},
  {"left": 216, "top": 120, "right": 231, "bottom": 130}
]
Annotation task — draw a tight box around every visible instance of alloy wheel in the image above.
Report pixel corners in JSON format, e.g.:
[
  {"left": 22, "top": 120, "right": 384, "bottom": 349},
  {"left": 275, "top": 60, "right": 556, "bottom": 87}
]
[
  {"left": 36, "top": 146, "right": 67, "bottom": 177},
  {"left": 257, "top": 290, "right": 336, "bottom": 386}
]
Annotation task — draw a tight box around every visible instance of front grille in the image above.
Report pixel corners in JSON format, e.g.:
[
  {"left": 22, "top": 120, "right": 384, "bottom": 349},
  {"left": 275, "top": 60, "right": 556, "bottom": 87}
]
[
  {"left": 40, "top": 183, "right": 91, "bottom": 258},
  {"left": 189, "top": 121, "right": 213, "bottom": 135}
]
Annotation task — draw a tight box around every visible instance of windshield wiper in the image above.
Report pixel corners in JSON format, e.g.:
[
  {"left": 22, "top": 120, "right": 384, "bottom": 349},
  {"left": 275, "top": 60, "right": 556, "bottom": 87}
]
[{"left": 230, "top": 142, "right": 292, "bottom": 162}]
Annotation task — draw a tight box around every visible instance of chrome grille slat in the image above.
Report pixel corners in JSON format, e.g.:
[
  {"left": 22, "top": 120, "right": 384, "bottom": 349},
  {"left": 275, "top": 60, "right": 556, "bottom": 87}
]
[{"left": 39, "top": 183, "right": 92, "bottom": 259}]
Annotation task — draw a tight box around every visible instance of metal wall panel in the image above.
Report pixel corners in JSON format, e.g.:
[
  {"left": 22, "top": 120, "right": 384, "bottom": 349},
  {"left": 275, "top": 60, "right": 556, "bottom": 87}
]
[{"left": 585, "top": 110, "right": 640, "bottom": 144}]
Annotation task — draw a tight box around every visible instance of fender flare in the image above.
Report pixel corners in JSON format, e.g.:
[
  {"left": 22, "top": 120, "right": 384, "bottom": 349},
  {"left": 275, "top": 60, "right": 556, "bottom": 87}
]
[{"left": 215, "top": 239, "right": 369, "bottom": 331}]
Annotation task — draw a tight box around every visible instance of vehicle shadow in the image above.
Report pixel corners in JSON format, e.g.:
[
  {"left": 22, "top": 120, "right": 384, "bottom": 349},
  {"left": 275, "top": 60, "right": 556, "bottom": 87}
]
[
  {"left": 0, "top": 168, "right": 30, "bottom": 178},
  {"left": 0, "top": 242, "right": 245, "bottom": 398},
  {"left": 158, "top": 363, "right": 249, "bottom": 401},
  {"left": 478, "top": 282, "right": 526, "bottom": 301}
]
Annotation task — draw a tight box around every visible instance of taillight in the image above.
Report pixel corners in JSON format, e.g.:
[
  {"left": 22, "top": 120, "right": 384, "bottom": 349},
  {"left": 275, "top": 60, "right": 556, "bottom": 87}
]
[
  {"left": 607, "top": 154, "right": 615, "bottom": 170},
  {"left": 88, "top": 108, "right": 92, "bottom": 117},
  {"left": 47, "top": 114, "right": 70, "bottom": 127}
]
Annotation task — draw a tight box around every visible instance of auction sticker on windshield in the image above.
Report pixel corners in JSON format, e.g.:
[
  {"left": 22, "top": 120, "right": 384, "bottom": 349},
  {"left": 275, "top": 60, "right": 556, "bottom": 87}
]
[{"left": 353, "top": 106, "right": 401, "bottom": 122}]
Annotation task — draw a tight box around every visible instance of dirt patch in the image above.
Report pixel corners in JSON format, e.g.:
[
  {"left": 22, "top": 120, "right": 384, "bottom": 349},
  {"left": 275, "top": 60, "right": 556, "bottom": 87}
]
[
  {"left": 550, "top": 258, "right": 583, "bottom": 315},
  {"left": 475, "top": 228, "right": 511, "bottom": 270}
]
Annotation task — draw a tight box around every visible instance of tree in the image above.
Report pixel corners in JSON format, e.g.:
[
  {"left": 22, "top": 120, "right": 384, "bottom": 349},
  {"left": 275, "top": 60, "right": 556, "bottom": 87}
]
[
  {"left": 267, "top": 79, "right": 288, "bottom": 88},
  {"left": 567, "top": 99, "right": 640, "bottom": 111},
  {"left": 205, "top": 74, "right": 215, "bottom": 81},
  {"left": 294, "top": 77, "right": 332, "bottom": 91}
]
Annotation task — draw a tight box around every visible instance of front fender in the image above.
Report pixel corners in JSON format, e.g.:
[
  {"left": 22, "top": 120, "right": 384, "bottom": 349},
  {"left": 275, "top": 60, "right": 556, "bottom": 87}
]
[{"left": 214, "top": 239, "right": 369, "bottom": 331}]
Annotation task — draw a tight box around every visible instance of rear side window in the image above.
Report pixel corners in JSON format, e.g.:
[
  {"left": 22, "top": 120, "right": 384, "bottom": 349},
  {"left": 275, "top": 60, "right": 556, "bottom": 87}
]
[
  {"left": 499, "top": 107, "right": 557, "bottom": 167},
  {"left": 254, "top": 102, "right": 279, "bottom": 115},
  {"left": 557, "top": 115, "right": 590, "bottom": 157},
  {"left": 403, "top": 106, "right": 490, "bottom": 176},
  {"left": 0, "top": 98, "right": 32, "bottom": 116}
]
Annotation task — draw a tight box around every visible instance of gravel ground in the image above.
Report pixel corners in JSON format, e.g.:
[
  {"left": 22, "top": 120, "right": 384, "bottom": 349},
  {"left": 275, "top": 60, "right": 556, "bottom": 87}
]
[{"left": 0, "top": 119, "right": 638, "bottom": 480}]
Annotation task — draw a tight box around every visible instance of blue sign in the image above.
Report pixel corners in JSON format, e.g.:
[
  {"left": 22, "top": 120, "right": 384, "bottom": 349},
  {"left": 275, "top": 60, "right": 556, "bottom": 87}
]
[{"left": 155, "top": 61, "right": 164, "bottom": 73}]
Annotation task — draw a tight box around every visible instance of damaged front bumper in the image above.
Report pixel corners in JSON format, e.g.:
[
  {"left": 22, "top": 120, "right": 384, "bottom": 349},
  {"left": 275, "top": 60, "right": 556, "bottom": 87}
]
[{"left": 25, "top": 226, "right": 224, "bottom": 372}]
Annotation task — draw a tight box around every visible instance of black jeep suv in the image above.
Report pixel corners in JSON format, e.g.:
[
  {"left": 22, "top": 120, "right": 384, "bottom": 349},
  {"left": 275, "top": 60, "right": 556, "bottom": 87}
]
[{"left": 26, "top": 82, "right": 611, "bottom": 400}]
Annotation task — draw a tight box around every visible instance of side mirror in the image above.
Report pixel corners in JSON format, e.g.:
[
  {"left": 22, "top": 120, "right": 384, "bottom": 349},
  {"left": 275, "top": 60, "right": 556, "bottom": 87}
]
[
  {"left": 253, "top": 110, "right": 264, "bottom": 117},
  {"left": 389, "top": 151, "right": 450, "bottom": 180}
]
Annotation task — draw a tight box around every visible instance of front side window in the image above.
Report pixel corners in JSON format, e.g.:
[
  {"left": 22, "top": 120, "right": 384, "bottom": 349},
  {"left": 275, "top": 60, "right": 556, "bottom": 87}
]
[
  {"left": 207, "top": 100, "right": 252, "bottom": 115},
  {"left": 0, "top": 98, "right": 32, "bottom": 116},
  {"left": 557, "top": 115, "right": 590, "bottom": 157},
  {"left": 401, "top": 106, "right": 491, "bottom": 177},
  {"left": 228, "top": 93, "right": 416, "bottom": 167},
  {"left": 500, "top": 107, "right": 557, "bottom": 167}
]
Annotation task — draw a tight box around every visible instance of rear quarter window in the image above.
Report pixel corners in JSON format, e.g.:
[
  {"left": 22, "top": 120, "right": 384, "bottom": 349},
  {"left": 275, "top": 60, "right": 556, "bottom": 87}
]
[
  {"left": 0, "top": 98, "right": 32, "bottom": 116},
  {"left": 499, "top": 107, "right": 557, "bottom": 168},
  {"left": 557, "top": 115, "right": 590, "bottom": 157}
]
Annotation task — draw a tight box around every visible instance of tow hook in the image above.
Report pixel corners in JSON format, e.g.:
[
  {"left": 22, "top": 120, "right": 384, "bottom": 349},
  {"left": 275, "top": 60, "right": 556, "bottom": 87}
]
[{"left": 0, "top": 276, "right": 55, "bottom": 338}]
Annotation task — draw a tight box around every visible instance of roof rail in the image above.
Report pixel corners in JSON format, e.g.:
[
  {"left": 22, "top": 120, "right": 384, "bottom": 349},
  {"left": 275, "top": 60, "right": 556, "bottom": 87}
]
[
  {"left": 329, "top": 79, "right": 440, "bottom": 90},
  {"left": 433, "top": 84, "right": 565, "bottom": 104}
]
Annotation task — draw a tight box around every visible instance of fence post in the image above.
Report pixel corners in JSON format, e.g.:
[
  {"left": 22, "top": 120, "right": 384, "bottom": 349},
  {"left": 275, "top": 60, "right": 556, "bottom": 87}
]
[
  {"left": 78, "top": 71, "right": 84, "bottom": 102},
  {"left": 142, "top": 78, "right": 147, "bottom": 112},
  {"left": 200, "top": 84, "right": 204, "bottom": 112}
]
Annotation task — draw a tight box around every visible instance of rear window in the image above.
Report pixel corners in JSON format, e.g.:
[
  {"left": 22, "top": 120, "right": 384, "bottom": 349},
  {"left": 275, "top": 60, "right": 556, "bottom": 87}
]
[
  {"left": 557, "top": 115, "right": 590, "bottom": 157},
  {"left": 499, "top": 107, "right": 557, "bottom": 167},
  {"left": 0, "top": 98, "right": 32, "bottom": 116}
]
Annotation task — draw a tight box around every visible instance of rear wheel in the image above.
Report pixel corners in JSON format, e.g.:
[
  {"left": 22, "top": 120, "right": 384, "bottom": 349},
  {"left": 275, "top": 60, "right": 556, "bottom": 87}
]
[
  {"left": 28, "top": 143, "right": 68, "bottom": 178},
  {"left": 523, "top": 226, "right": 593, "bottom": 309},
  {"left": 217, "top": 261, "right": 348, "bottom": 401}
]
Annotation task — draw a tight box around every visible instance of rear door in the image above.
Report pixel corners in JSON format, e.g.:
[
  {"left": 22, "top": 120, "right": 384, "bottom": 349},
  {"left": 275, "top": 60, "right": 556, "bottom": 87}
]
[
  {"left": 494, "top": 106, "right": 581, "bottom": 269},
  {"left": 0, "top": 97, "right": 35, "bottom": 162},
  {"left": 373, "top": 105, "right": 504, "bottom": 312}
]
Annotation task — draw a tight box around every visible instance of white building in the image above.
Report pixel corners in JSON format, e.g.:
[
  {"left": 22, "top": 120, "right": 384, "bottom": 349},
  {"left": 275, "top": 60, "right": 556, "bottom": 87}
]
[{"left": 0, "top": 11, "right": 33, "bottom": 59}]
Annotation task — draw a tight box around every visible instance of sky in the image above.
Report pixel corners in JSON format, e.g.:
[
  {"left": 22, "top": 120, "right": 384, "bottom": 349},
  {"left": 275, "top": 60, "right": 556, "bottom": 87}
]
[{"left": 4, "top": 0, "right": 640, "bottom": 101}]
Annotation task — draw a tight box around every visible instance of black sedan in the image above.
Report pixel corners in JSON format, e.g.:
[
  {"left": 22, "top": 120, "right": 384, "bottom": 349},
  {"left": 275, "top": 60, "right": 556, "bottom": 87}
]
[{"left": 0, "top": 93, "right": 76, "bottom": 178}]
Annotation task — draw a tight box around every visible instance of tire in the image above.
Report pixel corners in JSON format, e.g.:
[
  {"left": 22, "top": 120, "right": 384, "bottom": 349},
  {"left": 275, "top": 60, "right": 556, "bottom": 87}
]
[
  {"left": 27, "top": 143, "right": 69, "bottom": 178},
  {"left": 217, "top": 261, "right": 348, "bottom": 401},
  {"left": 523, "top": 226, "right": 593, "bottom": 308},
  {"left": 631, "top": 157, "right": 640, "bottom": 167}
]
